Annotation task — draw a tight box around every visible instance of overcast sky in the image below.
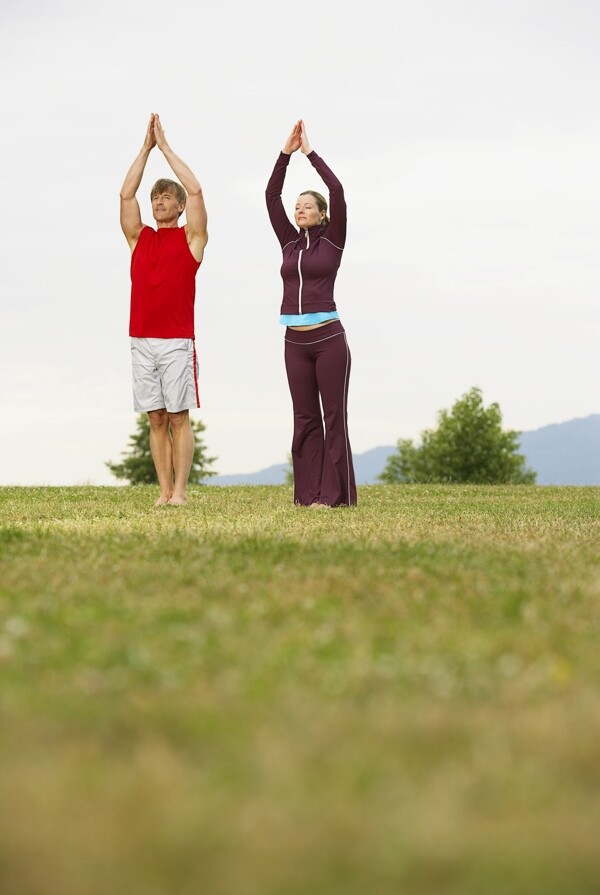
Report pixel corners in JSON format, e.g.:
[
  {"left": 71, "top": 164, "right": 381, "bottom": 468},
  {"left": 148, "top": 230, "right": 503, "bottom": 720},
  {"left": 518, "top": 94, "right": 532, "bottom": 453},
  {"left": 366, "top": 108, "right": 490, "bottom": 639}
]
[{"left": 1, "top": 0, "right": 598, "bottom": 484}]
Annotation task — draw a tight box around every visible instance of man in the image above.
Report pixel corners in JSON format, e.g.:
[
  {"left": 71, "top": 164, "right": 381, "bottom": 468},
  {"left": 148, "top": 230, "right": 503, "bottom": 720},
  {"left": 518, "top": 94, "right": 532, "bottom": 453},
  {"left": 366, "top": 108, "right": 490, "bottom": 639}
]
[{"left": 120, "top": 114, "right": 208, "bottom": 505}]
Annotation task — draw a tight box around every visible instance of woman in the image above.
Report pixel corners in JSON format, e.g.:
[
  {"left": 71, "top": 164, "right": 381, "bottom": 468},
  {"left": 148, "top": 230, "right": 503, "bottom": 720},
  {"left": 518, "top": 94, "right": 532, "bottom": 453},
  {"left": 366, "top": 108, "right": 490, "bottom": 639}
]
[{"left": 266, "top": 120, "right": 357, "bottom": 507}]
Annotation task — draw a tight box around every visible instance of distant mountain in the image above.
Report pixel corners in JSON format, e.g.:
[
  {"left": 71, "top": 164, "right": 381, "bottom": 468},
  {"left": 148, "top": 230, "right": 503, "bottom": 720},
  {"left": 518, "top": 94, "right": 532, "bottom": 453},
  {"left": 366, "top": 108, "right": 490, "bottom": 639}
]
[
  {"left": 209, "top": 463, "right": 290, "bottom": 487},
  {"left": 518, "top": 414, "right": 600, "bottom": 485},
  {"left": 208, "top": 415, "right": 600, "bottom": 486},
  {"left": 208, "top": 445, "right": 397, "bottom": 487},
  {"left": 352, "top": 446, "right": 397, "bottom": 484}
]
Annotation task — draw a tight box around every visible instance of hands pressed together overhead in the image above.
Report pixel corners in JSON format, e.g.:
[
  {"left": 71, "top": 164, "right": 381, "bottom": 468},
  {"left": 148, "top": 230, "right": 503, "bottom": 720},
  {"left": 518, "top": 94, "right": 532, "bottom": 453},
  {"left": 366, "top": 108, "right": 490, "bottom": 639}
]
[
  {"left": 282, "top": 119, "right": 312, "bottom": 155},
  {"left": 147, "top": 112, "right": 311, "bottom": 158},
  {"left": 143, "top": 112, "right": 169, "bottom": 153}
]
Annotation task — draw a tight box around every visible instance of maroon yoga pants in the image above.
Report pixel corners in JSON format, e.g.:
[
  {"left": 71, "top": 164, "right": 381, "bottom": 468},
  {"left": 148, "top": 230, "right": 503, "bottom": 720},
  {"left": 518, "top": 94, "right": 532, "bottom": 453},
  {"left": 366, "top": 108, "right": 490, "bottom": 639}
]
[{"left": 284, "top": 320, "right": 357, "bottom": 507}]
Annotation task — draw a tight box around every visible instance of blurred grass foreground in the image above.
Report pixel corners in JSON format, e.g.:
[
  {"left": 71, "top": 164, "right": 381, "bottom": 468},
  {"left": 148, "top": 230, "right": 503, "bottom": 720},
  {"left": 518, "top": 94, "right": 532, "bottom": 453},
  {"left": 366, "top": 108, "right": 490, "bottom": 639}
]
[{"left": 1, "top": 484, "right": 599, "bottom": 895}]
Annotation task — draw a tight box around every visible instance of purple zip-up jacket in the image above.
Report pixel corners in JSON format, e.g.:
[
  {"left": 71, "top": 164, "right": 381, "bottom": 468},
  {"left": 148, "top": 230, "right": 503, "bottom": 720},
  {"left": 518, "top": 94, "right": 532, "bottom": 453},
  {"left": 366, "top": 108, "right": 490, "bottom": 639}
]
[{"left": 265, "top": 150, "right": 347, "bottom": 316}]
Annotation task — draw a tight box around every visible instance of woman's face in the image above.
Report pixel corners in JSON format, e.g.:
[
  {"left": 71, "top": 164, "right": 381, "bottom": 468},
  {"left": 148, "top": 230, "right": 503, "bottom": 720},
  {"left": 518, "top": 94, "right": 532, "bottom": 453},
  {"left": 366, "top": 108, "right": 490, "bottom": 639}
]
[{"left": 294, "top": 193, "right": 325, "bottom": 229}]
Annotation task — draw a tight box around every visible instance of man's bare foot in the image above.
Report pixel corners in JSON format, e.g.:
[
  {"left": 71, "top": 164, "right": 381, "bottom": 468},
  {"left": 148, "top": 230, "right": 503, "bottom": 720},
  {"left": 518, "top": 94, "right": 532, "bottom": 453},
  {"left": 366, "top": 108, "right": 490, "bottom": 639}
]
[
  {"left": 309, "top": 502, "right": 331, "bottom": 509},
  {"left": 155, "top": 495, "right": 172, "bottom": 506},
  {"left": 167, "top": 494, "right": 187, "bottom": 506}
]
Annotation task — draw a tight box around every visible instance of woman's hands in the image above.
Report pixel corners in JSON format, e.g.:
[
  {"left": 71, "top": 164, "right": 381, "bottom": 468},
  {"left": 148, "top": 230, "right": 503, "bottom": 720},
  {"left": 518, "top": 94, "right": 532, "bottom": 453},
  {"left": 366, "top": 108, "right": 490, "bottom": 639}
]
[
  {"left": 282, "top": 119, "right": 312, "bottom": 155},
  {"left": 282, "top": 120, "right": 301, "bottom": 154},
  {"left": 299, "top": 120, "right": 312, "bottom": 155}
]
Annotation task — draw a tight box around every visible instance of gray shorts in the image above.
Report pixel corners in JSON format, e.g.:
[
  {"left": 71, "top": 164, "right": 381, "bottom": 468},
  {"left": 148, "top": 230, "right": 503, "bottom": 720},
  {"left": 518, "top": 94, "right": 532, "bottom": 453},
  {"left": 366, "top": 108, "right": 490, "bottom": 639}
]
[{"left": 131, "top": 338, "right": 200, "bottom": 413}]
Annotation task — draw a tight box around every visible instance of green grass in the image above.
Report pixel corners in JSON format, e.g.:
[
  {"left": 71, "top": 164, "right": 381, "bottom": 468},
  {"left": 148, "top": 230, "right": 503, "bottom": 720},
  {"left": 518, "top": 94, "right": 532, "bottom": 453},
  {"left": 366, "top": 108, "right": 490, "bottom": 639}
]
[{"left": 1, "top": 484, "right": 599, "bottom": 895}]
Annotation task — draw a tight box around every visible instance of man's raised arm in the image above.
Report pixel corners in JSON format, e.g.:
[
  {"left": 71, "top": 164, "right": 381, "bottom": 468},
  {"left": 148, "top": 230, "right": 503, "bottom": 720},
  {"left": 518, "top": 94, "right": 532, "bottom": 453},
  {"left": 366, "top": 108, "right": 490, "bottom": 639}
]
[
  {"left": 120, "top": 114, "right": 156, "bottom": 251},
  {"left": 153, "top": 115, "right": 208, "bottom": 264}
]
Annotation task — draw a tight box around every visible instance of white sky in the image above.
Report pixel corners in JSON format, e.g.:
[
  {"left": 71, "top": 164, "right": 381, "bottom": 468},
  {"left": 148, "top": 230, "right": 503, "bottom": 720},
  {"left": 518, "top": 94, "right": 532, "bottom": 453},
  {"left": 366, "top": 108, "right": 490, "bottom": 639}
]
[{"left": 1, "top": 0, "right": 598, "bottom": 484}]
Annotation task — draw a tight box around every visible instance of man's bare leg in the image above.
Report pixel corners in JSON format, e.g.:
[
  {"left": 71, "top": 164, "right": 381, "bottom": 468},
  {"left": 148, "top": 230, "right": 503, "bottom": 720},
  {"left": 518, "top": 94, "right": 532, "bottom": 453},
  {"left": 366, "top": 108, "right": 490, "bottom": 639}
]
[
  {"left": 168, "top": 410, "right": 194, "bottom": 505},
  {"left": 148, "top": 409, "right": 173, "bottom": 505}
]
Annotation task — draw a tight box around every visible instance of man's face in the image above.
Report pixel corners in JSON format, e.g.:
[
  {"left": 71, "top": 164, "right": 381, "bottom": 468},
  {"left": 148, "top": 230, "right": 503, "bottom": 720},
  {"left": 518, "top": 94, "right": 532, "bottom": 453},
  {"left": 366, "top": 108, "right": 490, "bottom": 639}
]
[{"left": 151, "top": 191, "right": 184, "bottom": 224}]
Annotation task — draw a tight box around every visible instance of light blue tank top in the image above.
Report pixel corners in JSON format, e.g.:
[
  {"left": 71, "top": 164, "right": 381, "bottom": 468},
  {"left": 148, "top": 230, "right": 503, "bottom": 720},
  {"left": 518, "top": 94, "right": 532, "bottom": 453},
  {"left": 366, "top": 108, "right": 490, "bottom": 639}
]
[{"left": 280, "top": 311, "right": 340, "bottom": 326}]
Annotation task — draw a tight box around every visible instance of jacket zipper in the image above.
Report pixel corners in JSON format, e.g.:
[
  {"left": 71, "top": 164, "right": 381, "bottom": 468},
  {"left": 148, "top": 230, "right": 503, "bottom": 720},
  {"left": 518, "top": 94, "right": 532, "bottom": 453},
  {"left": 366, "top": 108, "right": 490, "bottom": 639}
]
[{"left": 297, "top": 229, "right": 309, "bottom": 314}]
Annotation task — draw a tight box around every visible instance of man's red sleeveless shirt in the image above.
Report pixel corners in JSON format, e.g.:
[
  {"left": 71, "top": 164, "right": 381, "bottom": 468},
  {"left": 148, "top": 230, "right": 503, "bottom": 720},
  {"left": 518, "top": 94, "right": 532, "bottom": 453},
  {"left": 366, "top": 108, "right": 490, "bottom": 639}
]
[{"left": 129, "top": 226, "right": 201, "bottom": 338}]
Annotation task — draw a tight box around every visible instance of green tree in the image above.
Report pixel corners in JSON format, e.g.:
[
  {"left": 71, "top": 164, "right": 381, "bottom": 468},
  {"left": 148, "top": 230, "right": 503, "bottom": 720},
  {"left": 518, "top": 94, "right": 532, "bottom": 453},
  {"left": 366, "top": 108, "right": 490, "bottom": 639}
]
[
  {"left": 379, "top": 387, "right": 536, "bottom": 484},
  {"left": 106, "top": 415, "right": 217, "bottom": 485}
]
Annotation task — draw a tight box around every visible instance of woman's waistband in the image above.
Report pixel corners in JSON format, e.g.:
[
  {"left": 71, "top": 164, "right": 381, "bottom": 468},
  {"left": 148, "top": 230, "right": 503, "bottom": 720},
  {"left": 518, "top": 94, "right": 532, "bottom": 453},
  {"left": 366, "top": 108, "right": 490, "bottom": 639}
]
[{"left": 284, "top": 319, "right": 345, "bottom": 344}]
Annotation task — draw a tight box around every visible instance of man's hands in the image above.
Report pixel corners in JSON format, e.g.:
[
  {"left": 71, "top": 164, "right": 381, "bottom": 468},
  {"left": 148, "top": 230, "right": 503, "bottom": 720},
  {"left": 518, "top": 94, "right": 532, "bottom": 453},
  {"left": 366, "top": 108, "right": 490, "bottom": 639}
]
[
  {"left": 142, "top": 112, "right": 169, "bottom": 153},
  {"left": 282, "top": 119, "right": 312, "bottom": 155},
  {"left": 143, "top": 114, "right": 157, "bottom": 153},
  {"left": 152, "top": 114, "right": 169, "bottom": 152}
]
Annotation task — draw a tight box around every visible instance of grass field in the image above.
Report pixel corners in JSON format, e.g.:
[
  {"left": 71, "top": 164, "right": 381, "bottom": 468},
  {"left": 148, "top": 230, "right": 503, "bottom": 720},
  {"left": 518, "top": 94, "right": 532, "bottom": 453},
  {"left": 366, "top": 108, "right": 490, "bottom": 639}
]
[{"left": 1, "top": 484, "right": 599, "bottom": 895}]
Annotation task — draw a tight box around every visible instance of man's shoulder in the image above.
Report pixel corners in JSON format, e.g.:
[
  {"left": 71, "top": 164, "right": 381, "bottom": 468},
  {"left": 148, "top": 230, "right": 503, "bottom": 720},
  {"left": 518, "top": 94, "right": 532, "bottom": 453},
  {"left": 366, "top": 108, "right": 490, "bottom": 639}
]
[
  {"left": 135, "top": 225, "right": 156, "bottom": 243},
  {"left": 130, "top": 225, "right": 154, "bottom": 257}
]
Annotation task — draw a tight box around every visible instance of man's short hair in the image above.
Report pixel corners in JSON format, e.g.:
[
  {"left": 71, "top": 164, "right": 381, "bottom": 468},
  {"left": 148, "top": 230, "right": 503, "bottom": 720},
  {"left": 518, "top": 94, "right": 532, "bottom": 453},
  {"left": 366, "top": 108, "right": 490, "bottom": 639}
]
[{"left": 150, "top": 179, "right": 187, "bottom": 209}]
